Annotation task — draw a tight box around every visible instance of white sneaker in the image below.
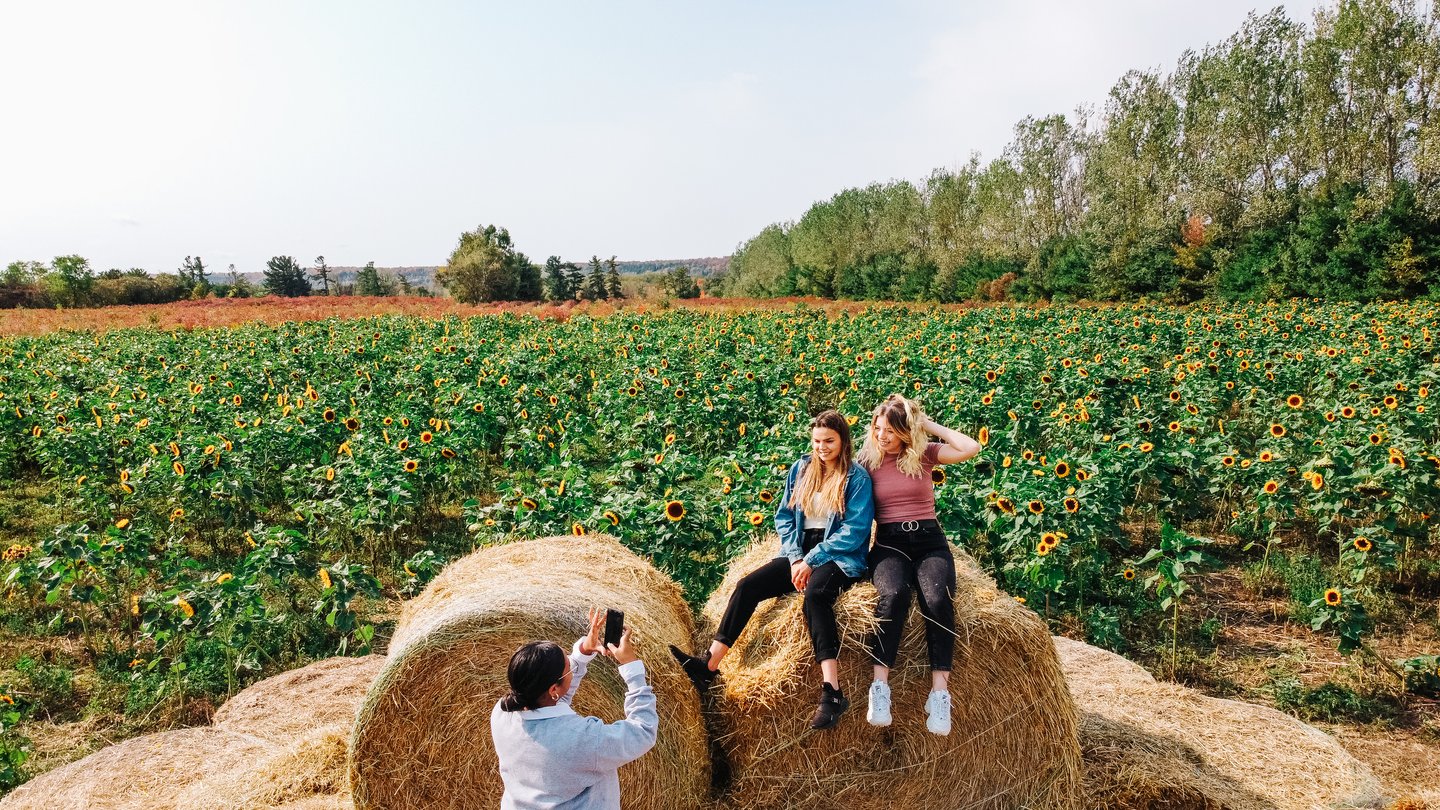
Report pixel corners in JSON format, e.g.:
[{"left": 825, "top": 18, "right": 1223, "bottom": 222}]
[
  {"left": 925, "top": 690, "right": 951, "bottom": 736},
  {"left": 866, "top": 680, "right": 892, "bottom": 727}
]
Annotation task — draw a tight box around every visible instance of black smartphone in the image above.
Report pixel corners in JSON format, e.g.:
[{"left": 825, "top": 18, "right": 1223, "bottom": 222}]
[{"left": 603, "top": 609, "right": 625, "bottom": 649}]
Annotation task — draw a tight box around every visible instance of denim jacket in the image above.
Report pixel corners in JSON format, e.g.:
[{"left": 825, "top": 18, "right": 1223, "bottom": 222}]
[{"left": 775, "top": 457, "right": 875, "bottom": 579}]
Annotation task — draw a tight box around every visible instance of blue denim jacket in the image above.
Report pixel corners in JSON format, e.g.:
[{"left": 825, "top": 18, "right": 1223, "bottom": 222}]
[{"left": 775, "top": 457, "right": 875, "bottom": 579}]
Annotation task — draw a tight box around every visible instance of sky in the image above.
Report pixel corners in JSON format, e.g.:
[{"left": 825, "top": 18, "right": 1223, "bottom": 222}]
[{"left": 1, "top": 0, "right": 1328, "bottom": 274}]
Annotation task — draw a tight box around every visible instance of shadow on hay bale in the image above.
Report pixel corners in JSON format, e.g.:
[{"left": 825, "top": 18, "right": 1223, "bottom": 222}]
[
  {"left": 212, "top": 655, "right": 385, "bottom": 744},
  {"left": 0, "top": 727, "right": 275, "bottom": 810},
  {"left": 349, "top": 534, "right": 710, "bottom": 810},
  {"left": 700, "top": 537, "right": 1083, "bottom": 810},
  {"left": 1053, "top": 637, "right": 1386, "bottom": 810}
]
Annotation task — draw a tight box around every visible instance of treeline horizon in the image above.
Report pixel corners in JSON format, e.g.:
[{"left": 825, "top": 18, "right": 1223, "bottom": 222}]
[{"left": 717, "top": 0, "right": 1440, "bottom": 303}]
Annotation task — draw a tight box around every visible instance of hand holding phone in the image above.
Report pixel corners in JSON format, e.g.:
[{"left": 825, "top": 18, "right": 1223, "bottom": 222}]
[{"left": 603, "top": 609, "right": 625, "bottom": 649}]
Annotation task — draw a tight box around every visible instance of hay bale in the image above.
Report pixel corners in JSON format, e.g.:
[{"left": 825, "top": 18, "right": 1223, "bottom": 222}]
[
  {"left": 179, "top": 723, "right": 351, "bottom": 810},
  {"left": 0, "top": 727, "right": 275, "bottom": 810},
  {"left": 213, "top": 655, "right": 385, "bottom": 744},
  {"left": 702, "top": 537, "right": 1084, "bottom": 810},
  {"left": 349, "top": 534, "right": 709, "bottom": 810},
  {"left": 1056, "top": 637, "right": 1385, "bottom": 810}
]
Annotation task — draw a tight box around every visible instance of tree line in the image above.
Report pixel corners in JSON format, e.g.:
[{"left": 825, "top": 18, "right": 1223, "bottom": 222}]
[
  {"left": 434, "top": 224, "right": 700, "bottom": 303},
  {"left": 0, "top": 254, "right": 441, "bottom": 309},
  {"left": 717, "top": 0, "right": 1440, "bottom": 303}
]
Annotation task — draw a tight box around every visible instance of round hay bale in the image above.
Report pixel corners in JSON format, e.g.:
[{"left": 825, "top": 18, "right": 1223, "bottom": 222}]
[
  {"left": 213, "top": 655, "right": 385, "bottom": 744},
  {"left": 349, "top": 534, "right": 709, "bottom": 810},
  {"left": 179, "top": 723, "right": 351, "bottom": 810},
  {"left": 0, "top": 727, "right": 275, "bottom": 810},
  {"left": 1051, "top": 635, "right": 1155, "bottom": 693},
  {"left": 1060, "top": 637, "right": 1384, "bottom": 810},
  {"left": 701, "top": 537, "right": 1084, "bottom": 810}
]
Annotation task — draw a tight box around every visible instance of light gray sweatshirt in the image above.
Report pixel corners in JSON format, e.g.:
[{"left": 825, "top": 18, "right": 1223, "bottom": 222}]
[{"left": 490, "top": 640, "right": 658, "bottom": 810}]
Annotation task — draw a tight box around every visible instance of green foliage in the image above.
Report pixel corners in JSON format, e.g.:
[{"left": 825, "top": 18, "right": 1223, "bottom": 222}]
[
  {"left": 1267, "top": 676, "right": 1397, "bottom": 724},
  {"left": 436, "top": 225, "right": 541, "bottom": 303},
  {"left": 1398, "top": 654, "right": 1440, "bottom": 697},
  {"left": 262, "top": 256, "right": 311, "bottom": 298}
]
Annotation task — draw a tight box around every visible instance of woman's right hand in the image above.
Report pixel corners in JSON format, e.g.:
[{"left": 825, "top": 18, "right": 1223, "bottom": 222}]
[
  {"left": 790, "top": 560, "right": 812, "bottom": 591},
  {"left": 606, "top": 627, "right": 640, "bottom": 665}
]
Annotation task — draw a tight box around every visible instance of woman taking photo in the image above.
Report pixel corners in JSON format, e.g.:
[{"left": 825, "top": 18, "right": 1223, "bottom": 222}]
[
  {"left": 491, "top": 607, "right": 656, "bottom": 809},
  {"left": 670, "top": 409, "right": 874, "bottom": 729},
  {"left": 858, "top": 394, "right": 981, "bottom": 735}
]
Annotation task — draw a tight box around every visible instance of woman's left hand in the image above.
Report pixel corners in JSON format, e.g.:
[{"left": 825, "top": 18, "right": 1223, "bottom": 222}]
[{"left": 579, "top": 606, "right": 605, "bottom": 655}]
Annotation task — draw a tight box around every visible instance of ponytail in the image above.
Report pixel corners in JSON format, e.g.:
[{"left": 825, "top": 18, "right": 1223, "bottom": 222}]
[{"left": 500, "top": 641, "right": 567, "bottom": 712}]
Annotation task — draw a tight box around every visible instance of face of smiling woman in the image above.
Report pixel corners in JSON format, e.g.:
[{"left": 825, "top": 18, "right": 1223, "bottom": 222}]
[
  {"left": 872, "top": 416, "right": 905, "bottom": 455},
  {"left": 811, "top": 427, "right": 842, "bottom": 465}
]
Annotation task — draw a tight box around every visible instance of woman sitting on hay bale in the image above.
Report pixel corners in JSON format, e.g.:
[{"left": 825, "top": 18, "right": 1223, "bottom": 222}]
[
  {"left": 858, "top": 393, "right": 981, "bottom": 735},
  {"left": 670, "top": 409, "right": 875, "bottom": 729},
  {"left": 491, "top": 607, "right": 657, "bottom": 810}
]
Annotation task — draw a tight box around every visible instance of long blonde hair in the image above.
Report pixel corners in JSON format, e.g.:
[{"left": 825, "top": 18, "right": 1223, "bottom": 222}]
[
  {"left": 789, "top": 410, "right": 853, "bottom": 517},
  {"left": 857, "top": 394, "right": 929, "bottom": 478}
]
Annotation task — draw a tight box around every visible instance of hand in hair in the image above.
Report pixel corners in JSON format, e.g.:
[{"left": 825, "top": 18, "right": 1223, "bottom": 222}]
[
  {"left": 579, "top": 606, "right": 606, "bottom": 655},
  {"left": 606, "top": 627, "right": 639, "bottom": 665}
]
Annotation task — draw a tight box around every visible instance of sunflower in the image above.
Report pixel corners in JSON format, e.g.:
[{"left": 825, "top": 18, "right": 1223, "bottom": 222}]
[
  {"left": 1369, "top": 432, "right": 1383, "bottom": 445},
  {"left": 977, "top": 426, "right": 989, "bottom": 444},
  {"left": 1168, "top": 390, "right": 1181, "bottom": 402},
  {"left": 758, "top": 489, "right": 774, "bottom": 504},
  {"left": 1286, "top": 394, "right": 1304, "bottom": 408},
  {"left": 1054, "top": 461, "right": 1069, "bottom": 478},
  {"left": 1122, "top": 568, "right": 1136, "bottom": 581},
  {"left": 521, "top": 497, "right": 538, "bottom": 510},
  {"left": 323, "top": 408, "right": 336, "bottom": 422},
  {"left": 403, "top": 459, "right": 418, "bottom": 473},
  {"left": 397, "top": 439, "right": 410, "bottom": 452},
  {"left": 996, "top": 497, "right": 1016, "bottom": 515},
  {"left": 497, "top": 375, "right": 510, "bottom": 387},
  {"left": 1384, "top": 395, "right": 1397, "bottom": 409},
  {"left": 1420, "top": 386, "right": 1430, "bottom": 399},
  {"left": 115, "top": 518, "right": 130, "bottom": 529},
  {"left": 1310, "top": 473, "right": 1324, "bottom": 490},
  {"left": 1324, "top": 589, "right": 1342, "bottom": 606},
  {"left": 1022, "top": 449, "right": 1035, "bottom": 461},
  {"left": 172, "top": 461, "right": 185, "bottom": 476},
  {"left": 1259, "top": 450, "right": 1274, "bottom": 462},
  {"left": 1353, "top": 537, "right": 1373, "bottom": 552},
  {"left": 1270, "top": 424, "right": 1286, "bottom": 437},
  {"left": 1340, "top": 406, "right": 1356, "bottom": 418},
  {"left": 1063, "top": 497, "right": 1079, "bottom": 513},
  {"left": 1222, "top": 455, "right": 1236, "bottom": 467},
  {"left": 420, "top": 431, "right": 433, "bottom": 443},
  {"left": 473, "top": 402, "right": 485, "bottom": 413},
  {"left": 1137, "top": 419, "right": 1152, "bottom": 433},
  {"left": 664, "top": 500, "right": 686, "bottom": 521},
  {"left": 1028, "top": 500, "right": 1044, "bottom": 515},
  {"left": 931, "top": 468, "right": 946, "bottom": 485},
  {"left": 325, "top": 467, "right": 335, "bottom": 481},
  {"left": 1139, "top": 442, "right": 1154, "bottom": 453},
  {"left": 177, "top": 599, "right": 195, "bottom": 619},
  {"left": 748, "top": 511, "right": 766, "bottom": 526},
  {"left": 344, "top": 417, "right": 360, "bottom": 431},
  {"left": 1263, "top": 480, "right": 1279, "bottom": 495},
  {"left": 665, "top": 433, "right": 676, "bottom": 445},
  {"left": 572, "top": 523, "right": 586, "bottom": 537}
]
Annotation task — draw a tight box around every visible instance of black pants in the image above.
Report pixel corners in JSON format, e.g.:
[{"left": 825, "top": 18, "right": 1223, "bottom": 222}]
[
  {"left": 714, "top": 529, "right": 857, "bottom": 661},
  {"left": 868, "top": 525, "right": 956, "bottom": 671}
]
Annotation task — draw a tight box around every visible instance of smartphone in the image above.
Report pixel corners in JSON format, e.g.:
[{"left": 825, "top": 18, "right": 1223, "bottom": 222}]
[{"left": 603, "top": 609, "right": 625, "bottom": 649}]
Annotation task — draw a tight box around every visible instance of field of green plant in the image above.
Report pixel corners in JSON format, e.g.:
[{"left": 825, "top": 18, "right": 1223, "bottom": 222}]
[{"left": 1, "top": 300, "right": 1438, "bottom": 788}]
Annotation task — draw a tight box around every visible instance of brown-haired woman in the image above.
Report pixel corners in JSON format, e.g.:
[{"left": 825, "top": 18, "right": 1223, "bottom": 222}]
[
  {"left": 856, "top": 393, "right": 981, "bottom": 735},
  {"left": 669, "top": 409, "right": 875, "bottom": 729}
]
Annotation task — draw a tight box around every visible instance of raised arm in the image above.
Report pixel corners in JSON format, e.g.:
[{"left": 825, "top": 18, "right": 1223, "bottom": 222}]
[
  {"left": 590, "top": 628, "right": 658, "bottom": 769},
  {"left": 923, "top": 417, "right": 981, "bottom": 465}
]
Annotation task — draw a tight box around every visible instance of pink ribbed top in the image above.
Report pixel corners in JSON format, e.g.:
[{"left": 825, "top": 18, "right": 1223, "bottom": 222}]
[{"left": 870, "top": 443, "right": 942, "bottom": 523}]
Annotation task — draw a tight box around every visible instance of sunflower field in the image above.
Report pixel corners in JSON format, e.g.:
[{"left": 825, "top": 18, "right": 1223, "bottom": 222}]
[{"left": 0, "top": 300, "right": 1437, "bottom": 709}]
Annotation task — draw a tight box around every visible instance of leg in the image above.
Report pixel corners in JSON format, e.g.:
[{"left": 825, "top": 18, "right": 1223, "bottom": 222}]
[
  {"left": 802, "top": 562, "right": 856, "bottom": 683},
  {"left": 914, "top": 548, "right": 957, "bottom": 675},
  {"left": 712, "top": 556, "right": 796, "bottom": 659},
  {"left": 867, "top": 546, "right": 916, "bottom": 681}
]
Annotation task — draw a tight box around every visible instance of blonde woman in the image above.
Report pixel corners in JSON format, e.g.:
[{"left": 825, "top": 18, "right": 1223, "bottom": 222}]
[
  {"left": 670, "top": 409, "right": 874, "bottom": 729},
  {"left": 858, "top": 394, "right": 981, "bottom": 735}
]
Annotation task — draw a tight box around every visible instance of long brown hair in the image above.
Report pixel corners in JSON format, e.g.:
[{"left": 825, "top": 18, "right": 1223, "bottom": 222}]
[
  {"left": 857, "top": 394, "right": 929, "bottom": 478},
  {"left": 788, "top": 409, "right": 854, "bottom": 517}
]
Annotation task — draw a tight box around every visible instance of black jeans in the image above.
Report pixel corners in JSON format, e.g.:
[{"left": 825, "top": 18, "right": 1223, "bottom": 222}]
[
  {"left": 714, "top": 529, "right": 857, "bottom": 661},
  {"left": 867, "top": 524, "right": 956, "bottom": 671}
]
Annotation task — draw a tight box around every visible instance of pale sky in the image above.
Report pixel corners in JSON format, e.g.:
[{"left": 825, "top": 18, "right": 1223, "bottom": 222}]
[{"left": 1, "top": 0, "right": 1326, "bottom": 274}]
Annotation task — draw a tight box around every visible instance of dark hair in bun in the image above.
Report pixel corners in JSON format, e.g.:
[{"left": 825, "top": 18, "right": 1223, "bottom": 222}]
[{"left": 499, "top": 640, "right": 567, "bottom": 712}]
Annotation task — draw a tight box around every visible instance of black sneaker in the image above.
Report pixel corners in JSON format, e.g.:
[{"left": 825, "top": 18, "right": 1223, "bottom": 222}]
[
  {"left": 810, "top": 683, "right": 849, "bottom": 730},
  {"left": 669, "top": 644, "right": 717, "bottom": 694}
]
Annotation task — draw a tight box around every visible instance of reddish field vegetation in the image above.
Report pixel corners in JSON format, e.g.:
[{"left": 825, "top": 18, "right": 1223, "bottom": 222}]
[{"left": 0, "top": 296, "right": 922, "bottom": 337}]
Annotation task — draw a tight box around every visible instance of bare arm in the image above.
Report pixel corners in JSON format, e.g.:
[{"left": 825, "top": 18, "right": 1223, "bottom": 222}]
[{"left": 923, "top": 417, "right": 981, "bottom": 464}]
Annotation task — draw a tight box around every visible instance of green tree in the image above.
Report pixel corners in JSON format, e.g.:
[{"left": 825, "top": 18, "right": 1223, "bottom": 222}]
[
  {"left": 179, "top": 255, "right": 210, "bottom": 296},
  {"left": 605, "top": 255, "right": 624, "bottom": 299},
  {"left": 262, "top": 256, "right": 311, "bottom": 297},
  {"left": 544, "top": 256, "right": 571, "bottom": 301},
  {"left": 726, "top": 224, "right": 795, "bottom": 297},
  {"left": 659, "top": 266, "right": 701, "bottom": 299},
  {"left": 355, "top": 262, "right": 384, "bottom": 296},
  {"left": 311, "top": 255, "right": 333, "bottom": 295},
  {"left": 436, "top": 225, "right": 523, "bottom": 303},
  {"left": 48, "top": 255, "right": 95, "bottom": 307},
  {"left": 582, "top": 256, "right": 607, "bottom": 301},
  {"left": 514, "top": 252, "right": 543, "bottom": 301},
  {"left": 564, "top": 260, "right": 585, "bottom": 300}
]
